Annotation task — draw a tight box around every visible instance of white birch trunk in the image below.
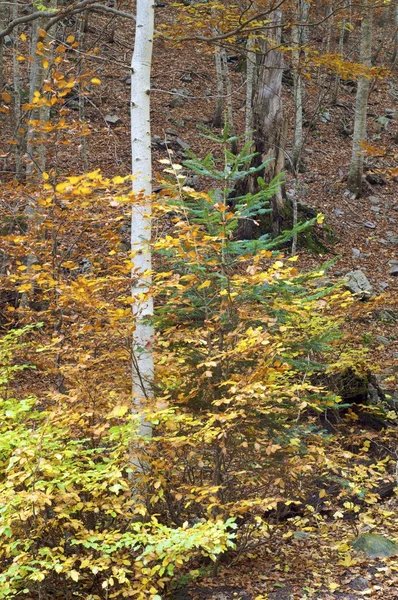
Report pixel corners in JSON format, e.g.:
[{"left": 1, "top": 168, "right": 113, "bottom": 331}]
[
  {"left": 348, "top": 1, "right": 372, "bottom": 197},
  {"left": 131, "top": 0, "right": 154, "bottom": 439}
]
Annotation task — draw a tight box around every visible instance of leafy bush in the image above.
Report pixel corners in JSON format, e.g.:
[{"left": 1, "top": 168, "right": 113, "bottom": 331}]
[{"left": 0, "top": 133, "right": 379, "bottom": 598}]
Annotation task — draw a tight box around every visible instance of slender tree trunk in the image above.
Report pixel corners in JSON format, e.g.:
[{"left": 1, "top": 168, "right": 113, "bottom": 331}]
[
  {"left": 245, "top": 36, "right": 256, "bottom": 146},
  {"left": 331, "top": 18, "right": 346, "bottom": 104},
  {"left": 348, "top": 1, "right": 372, "bottom": 197},
  {"left": 392, "top": 4, "right": 398, "bottom": 66},
  {"left": 26, "top": 0, "right": 57, "bottom": 177},
  {"left": 291, "top": 1, "right": 309, "bottom": 170},
  {"left": 12, "top": 0, "right": 22, "bottom": 180},
  {"left": 131, "top": 0, "right": 154, "bottom": 439},
  {"left": 0, "top": 2, "right": 6, "bottom": 91},
  {"left": 220, "top": 47, "right": 237, "bottom": 154},
  {"left": 213, "top": 44, "right": 224, "bottom": 128}
]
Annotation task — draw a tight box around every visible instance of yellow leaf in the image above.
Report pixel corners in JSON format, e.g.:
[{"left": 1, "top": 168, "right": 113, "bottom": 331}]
[
  {"left": 1, "top": 91, "right": 11, "bottom": 103},
  {"left": 91, "top": 78, "right": 101, "bottom": 85},
  {"left": 319, "top": 489, "right": 326, "bottom": 498},
  {"left": 328, "top": 583, "right": 339, "bottom": 592},
  {"left": 66, "top": 35, "right": 75, "bottom": 44},
  {"left": 20, "top": 33, "right": 27, "bottom": 41},
  {"left": 273, "top": 261, "right": 284, "bottom": 269},
  {"left": 316, "top": 213, "right": 325, "bottom": 224},
  {"left": 42, "top": 172, "right": 49, "bottom": 181},
  {"left": 198, "top": 280, "right": 211, "bottom": 290},
  {"left": 69, "top": 570, "right": 79, "bottom": 582},
  {"left": 42, "top": 59, "right": 49, "bottom": 69},
  {"left": 38, "top": 28, "right": 46, "bottom": 39}
]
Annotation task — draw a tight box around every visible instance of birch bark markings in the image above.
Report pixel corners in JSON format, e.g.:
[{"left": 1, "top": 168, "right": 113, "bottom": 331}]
[
  {"left": 348, "top": 0, "right": 373, "bottom": 197},
  {"left": 131, "top": 0, "right": 154, "bottom": 437}
]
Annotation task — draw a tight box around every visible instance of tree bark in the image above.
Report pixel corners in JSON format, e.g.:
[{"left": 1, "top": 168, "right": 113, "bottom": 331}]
[
  {"left": 245, "top": 36, "right": 256, "bottom": 146},
  {"left": 347, "top": 1, "right": 372, "bottom": 197},
  {"left": 213, "top": 44, "right": 224, "bottom": 128},
  {"left": 239, "top": 10, "right": 287, "bottom": 237},
  {"left": 291, "top": 1, "right": 309, "bottom": 170},
  {"left": 131, "top": 0, "right": 154, "bottom": 439}
]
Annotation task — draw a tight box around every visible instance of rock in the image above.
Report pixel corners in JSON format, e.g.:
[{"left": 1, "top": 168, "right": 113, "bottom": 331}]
[
  {"left": 387, "top": 235, "right": 398, "bottom": 245},
  {"left": 375, "top": 309, "right": 396, "bottom": 322},
  {"left": 4, "top": 35, "right": 13, "bottom": 48},
  {"left": 172, "top": 587, "right": 252, "bottom": 600},
  {"left": 105, "top": 114, "right": 121, "bottom": 126},
  {"left": 378, "top": 282, "right": 389, "bottom": 291},
  {"left": 175, "top": 137, "right": 190, "bottom": 150},
  {"left": 375, "top": 335, "right": 390, "bottom": 345},
  {"left": 370, "top": 206, "right": 381, "bottom": 212},
  {"left": 170, "top": 118, "right": 185, "bottom": 128},
  {"left": 390, "top": 266, "right": 398, "bottom": 276},
  {"left": 319, "top": 109, "right": 331, "bottom": 123},
  {"left": 165, "top": 128, "right": 178, "bottom": 136},
  {"left": 334, "top": 208, "right": 344, "bottom": 216},
  {"left": 363, "top": 221, "right": 376, "bottom": 228},
  {"left": 169, "top": 95, "right": 186, "bottom": 108},
  {"left": 180, "top": 72, "right": 193, "bottom": 82},
  {"left": 384, "top": 108, "right": 395, "bottom": 115},
  {"left": 348, "top": 576, "right": 370, "bottom": 591},
  {"left": 352, "top": 248, "right": 361, "bottom": 258},
  {"left": 365, "top": 173, "right": 386, "bottom": 185},
  {"left": 344, "top": 270, "right": 373, "bottom": 299},
  {"left": 368, "top": 196, "right": 380, "bottom": 204},
  {"left": 120, "top": 76, "right": 131, "bottom": 85},
  {"left": 389, "top": 259, "right": 398, "bottom": 265},
  {"left": 184, "top": 174, "right": 200, "bottom": 189}
]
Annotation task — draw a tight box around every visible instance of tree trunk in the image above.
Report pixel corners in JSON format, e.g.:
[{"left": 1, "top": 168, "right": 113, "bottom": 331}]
[
  {"left": 12, "top": 0, "right": 22, "bottom": 180},
  {"left": 131, "top": 0, "right": 154, "bottom": 439},
  {"left": 245, "top": 36, "right": 256, "bottom": 146},
  {"left": 348, "top": 2, "right": 372, "bottom": 197},
  {"left": 291, "top": 1, "right": 309, "bottom": 170},
  {"left": 392, "top": 3, "right": 398, "bottom": 67},
  {"left": 26, "top": 0, "right": 57, "bottom": 178},
  {"left": 213, "top": 44, "right": 224, "bottom": 128},
  {"left": 239, "top": 10, "right": 286, "bottom": 237},
  {"left": 220, "top": 47, "right": 238, "bottom": 154}
]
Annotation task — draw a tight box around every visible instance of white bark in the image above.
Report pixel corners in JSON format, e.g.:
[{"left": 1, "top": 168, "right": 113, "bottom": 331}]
[
  {"left": 131, "top": 0, "right": 154, "bottom": 439},
  {"left": 348, "top": 1, "right": 372, "bottom": 197}
]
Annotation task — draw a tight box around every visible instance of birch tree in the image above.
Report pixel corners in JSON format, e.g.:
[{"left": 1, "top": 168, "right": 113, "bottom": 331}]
[
  {"left": 347, "top": 0, "right": 373, "bottom": 197},
  {"left": 131, "top": 0, "right": 154, "bottom": 438}
]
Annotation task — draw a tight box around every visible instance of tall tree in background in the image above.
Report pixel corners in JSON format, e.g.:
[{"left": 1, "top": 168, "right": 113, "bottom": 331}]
[
  {"left": 240, "top": 9, "right": 287, "bottom": 237},
  {"left": 130, "top": 0, "right": 155, "bottom": 439},
  {"left": 348, "top": 0, "right": 373, "bottom": 197}
]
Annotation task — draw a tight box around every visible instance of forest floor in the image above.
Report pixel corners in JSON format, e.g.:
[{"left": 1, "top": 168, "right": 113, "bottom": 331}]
[{"left": 1, "top": 1, "right": 398, "bottom": 598}]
